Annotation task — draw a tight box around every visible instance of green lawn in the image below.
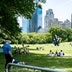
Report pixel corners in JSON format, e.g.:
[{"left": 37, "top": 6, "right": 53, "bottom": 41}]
[{"left": 0, "top": 42, "right": 72, "bottom": 72}]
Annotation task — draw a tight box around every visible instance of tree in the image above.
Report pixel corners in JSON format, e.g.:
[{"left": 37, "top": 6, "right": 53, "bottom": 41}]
[
  {"left": 0, "top": 0, "right": 46, "bottom": 38},
  {"left": 0, "top": 0, "right": 35, "bottom": 37},
  {"left": 34, "top": 0, "right": 46, "bottom": 9},
  {"left": 49, "top": 27, "right": 72, "bottom": 42},
  {"left": 64, "top": 28, "right": 72, "bottom": 41},
  {"left": 49, "top": 27, "right": 62, "bottom": 38}
]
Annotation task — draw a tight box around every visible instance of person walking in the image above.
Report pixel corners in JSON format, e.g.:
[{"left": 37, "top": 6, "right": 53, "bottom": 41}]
[{"left": 2, "top": 38, "right": 13, "bottom": 72}]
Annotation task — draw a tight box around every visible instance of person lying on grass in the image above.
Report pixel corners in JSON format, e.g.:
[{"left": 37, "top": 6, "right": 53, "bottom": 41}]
[{"left": 12, "top": 59, "right": 25, "bottom": 64}]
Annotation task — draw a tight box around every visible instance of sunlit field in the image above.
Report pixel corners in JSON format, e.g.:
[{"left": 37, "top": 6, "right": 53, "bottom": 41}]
[{"left": 0, "top": 42, "right": 72, "bottom": 72}]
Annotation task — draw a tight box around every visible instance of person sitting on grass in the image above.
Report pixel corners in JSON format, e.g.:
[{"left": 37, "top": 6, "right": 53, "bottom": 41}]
[
  {"left": 22, "top": 48, "right": 29, "bottom": 54},
  {"left": 55, "top": 50, "right": 59, "bottom": 56},
  {"left": 59, "top": 50, "right": 64, "bottom": 56},
  {"left": 14, "top": 47, "right": 21, "bottom": 54},
  {"left": 48, "top": 50, "right": 54, "bottom": 56}
]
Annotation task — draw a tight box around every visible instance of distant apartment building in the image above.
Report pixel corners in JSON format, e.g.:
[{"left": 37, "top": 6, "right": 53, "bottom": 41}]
[
  {"left": 44, "top": 9, "right": 54, "bottom": 31},
  {"left": 58, "top": 21, "right": 64, "bottom": 28},
  {"left": 43, "top": 9, "right": 71, "bottom": 32},
  {"left": 63, "top": 19, "right": 71, "bottom": 28},
  {"left": 44, "top": 9, "right": 59, "bottom": 31}
]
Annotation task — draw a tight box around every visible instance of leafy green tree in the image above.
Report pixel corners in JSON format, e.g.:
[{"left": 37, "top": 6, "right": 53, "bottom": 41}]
[
  {"left": 0, "top": 38, "right": 4, "bottom": 44},
  {"left": 28, "top": 33, "right": 36, "bottom": 44},
  {"left": 0, "top": 0, "right": 46, "bottom": 38},
  {"left": 44, "top": 33, "right": 52, "bottom": 43},
  {"left": 21, "top": 33, "right": 30, "bottom": 44},
  {"left": 27, "top": 32, "right": 52, "bottom": 44},
  {"left": 64, "top": 28, "right": 72, "bottom": 41},
  {"left": 49, "top": 27, "right": 62, "bottom": 39},
  {"left": 49, "top": 27, "right": 72, "bottom": 42},
  {"left": 0, "top": 0, "right": 35, "bottom": 37}
]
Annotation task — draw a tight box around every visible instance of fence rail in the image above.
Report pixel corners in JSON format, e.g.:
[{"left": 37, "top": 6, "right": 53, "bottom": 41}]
[{"left": 6, "top": 63, "right": 66, "bottom": 72}]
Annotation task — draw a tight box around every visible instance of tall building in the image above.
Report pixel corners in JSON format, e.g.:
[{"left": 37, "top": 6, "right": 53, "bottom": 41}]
[
  {"left": 44, "top": 9, "right": 54, "bottom": 31},
  {"left": 29, "top": 9, "right": 38, "bottom": 32},
  {"left": 18, "top": 8, "right": 42, "bottom": 33},
  {"left": 43, "top": 9, "right": 71, "bottom": 33},
  {"left": 29, "top": 8, "right": 42, "bottom": 32},
  {"left": 64, "top": 19, "right": 71, "bottom": 28},
  {"left": 58, "top": 21, "right": 64, "bottom": 28},
  {"left": 45, "top": 9, "right": 54, "bottom": 19},
  {"left": 22, "top": 17, "right": 29, "bottom": 33},
  {"left": 44, "top": 9, "right": 59, "bottom": 31}
]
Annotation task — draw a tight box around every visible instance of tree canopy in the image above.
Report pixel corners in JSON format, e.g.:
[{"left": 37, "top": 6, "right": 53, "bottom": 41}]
[{"left": 0, "top": 0, "right": 35, "bottom": 37}]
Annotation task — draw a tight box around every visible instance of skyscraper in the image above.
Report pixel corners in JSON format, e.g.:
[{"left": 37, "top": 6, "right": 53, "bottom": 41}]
[
  {"left": 44, "top": 9, "right": 55, "bottom": 31},
  {"left": 29, "top": 8, "right": 42, "bottom": 32},
  {"left": 29, "top": 9, "right": 38, "bottom": 32},
  {"left": 18, "top": 8, "right": 42, "bottom": 33}
]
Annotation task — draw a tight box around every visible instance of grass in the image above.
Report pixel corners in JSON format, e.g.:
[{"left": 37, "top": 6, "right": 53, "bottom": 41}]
[{"left": 0, "top": 42, "right": 72, "bottom": 72}]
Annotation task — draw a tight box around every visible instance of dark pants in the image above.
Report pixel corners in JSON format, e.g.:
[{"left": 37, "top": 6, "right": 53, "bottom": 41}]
[{"left": 4, "top": 54, "right": 12, "bottom": 72}]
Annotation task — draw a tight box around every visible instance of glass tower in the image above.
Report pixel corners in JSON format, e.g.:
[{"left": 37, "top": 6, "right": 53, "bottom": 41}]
[{"left": 29, "top": 8, "right": 42, "bottom": 32}]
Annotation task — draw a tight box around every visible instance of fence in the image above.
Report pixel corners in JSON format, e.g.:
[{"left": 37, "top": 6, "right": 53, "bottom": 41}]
[{"left": 6, "top": 63, "right": 65, "bottom": 72}]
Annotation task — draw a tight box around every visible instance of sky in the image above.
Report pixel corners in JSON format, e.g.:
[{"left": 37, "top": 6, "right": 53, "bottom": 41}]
[{"left": 42, "top": 0, "right": 72, "bottom": 26}]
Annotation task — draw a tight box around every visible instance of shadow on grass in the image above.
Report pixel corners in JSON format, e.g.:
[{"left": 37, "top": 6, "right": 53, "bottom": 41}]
[
  {"left": 0, "top": 52, "right": 72, "bottom": 72},
  {"left": 13, "top": 53, "right": 72, "bottom": 69},
  {"left": 29, "top": 48, "right": 37, "bottom": 50}
]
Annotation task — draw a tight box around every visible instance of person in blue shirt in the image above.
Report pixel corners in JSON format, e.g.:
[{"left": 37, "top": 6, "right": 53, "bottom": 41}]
[{"left": 3, "top": 38, "right": 13, "bottom": 72}]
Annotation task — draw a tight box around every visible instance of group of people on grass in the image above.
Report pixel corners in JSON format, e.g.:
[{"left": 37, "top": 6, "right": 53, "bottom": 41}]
[
  {"left": 48, "top": 50, "right": 65, "bottom": 56},
  {"left": 14, "top": 46, "right": 29, "bottom": 54}
]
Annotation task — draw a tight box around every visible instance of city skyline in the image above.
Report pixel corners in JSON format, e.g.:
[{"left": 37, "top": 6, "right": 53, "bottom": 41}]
[
  {"left": 42, "top": 0, "right": 72, "bottom": 27},
  {"left": 44, "top": 9, "right": 71, "bottom": 33},
  {"left": 18, "top": 0, "right": 72, "bottom": 33}
]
